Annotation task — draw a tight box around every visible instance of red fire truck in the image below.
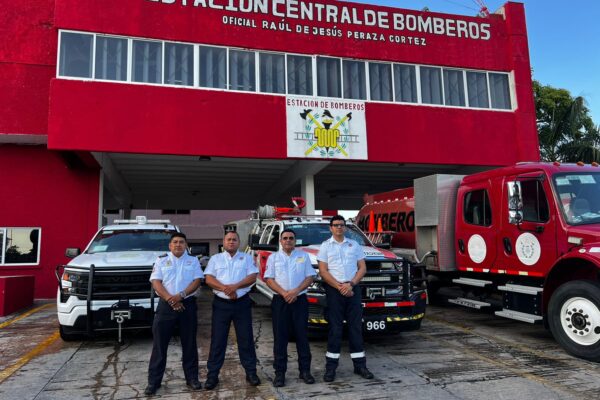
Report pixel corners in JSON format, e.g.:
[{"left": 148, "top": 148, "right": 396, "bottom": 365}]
[{"left": 357, "top": 162, "right": 600, "bottom": 361}]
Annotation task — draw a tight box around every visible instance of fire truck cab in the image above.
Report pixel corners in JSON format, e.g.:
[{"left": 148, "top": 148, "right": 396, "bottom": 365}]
[{"left": 357, "top": 162, "right": 600, "bottom": 361}]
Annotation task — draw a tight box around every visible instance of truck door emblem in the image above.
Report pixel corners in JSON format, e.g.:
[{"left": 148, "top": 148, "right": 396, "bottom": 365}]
[
  {"left": 468, "top": 234, "right": 487, "bottom": 264},
  {"left": 515, "top": 232, "right": 541, "bottom": 266}
]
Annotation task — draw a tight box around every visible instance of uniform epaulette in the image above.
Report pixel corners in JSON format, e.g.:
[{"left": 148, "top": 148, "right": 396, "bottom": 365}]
[{"left": 158, "top": 253, "right": 168, "bottom": 258}]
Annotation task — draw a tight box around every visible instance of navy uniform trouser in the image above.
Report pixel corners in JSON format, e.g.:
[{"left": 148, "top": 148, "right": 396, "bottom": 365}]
[
  {"left": 148, "top": 297, "right": 198, "bottom": 385},
  {"left": 206, "top": 294, "right": 257, "bottom": 379},
  {"left": 324, "top": 283, "right": 367, "bottom": 370},
  {"left": 271, "top": 294, "right": 311, "bottom": 374}
]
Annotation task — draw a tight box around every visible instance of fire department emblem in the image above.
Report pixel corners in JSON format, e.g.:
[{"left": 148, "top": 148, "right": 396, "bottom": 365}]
[
  {"left": 467, "top": 234, "right": 487, "bottom": 264},
  {"left": 286, "top": 96, "right": 368, "bottom": 160},
  {"left": 515, "top": 232, "right": 541, "bottom": 266},
  {"left": 300, "top": 109, "right": 352, "bottom": 158}
]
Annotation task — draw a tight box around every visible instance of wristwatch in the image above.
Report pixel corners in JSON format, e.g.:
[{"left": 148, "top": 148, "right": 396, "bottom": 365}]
[{"left": 180, "top": 290, "right": 186, "bottom": 299}]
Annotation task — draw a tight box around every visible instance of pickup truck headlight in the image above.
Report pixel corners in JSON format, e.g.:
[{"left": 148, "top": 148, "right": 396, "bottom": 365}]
[{"left": 60, "top": 271, "right": 84, "bottom": 301}]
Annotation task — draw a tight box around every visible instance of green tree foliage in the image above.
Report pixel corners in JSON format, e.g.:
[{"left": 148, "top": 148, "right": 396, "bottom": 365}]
[{"left": 534, "top": 80, "right": 600, "bottom": 162}]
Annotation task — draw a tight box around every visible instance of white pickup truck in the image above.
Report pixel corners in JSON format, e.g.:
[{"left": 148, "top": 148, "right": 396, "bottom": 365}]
[{"left": 56, "top": 217, "right": 178, "bottom": 341}]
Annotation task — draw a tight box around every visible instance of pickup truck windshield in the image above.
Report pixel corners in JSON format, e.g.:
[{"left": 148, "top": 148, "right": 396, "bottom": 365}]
[
  {"left": 285, "top": 223, "right": 370, "bottom": 246},
  {"left": 553, "top": 172, "right": 600, "bottom": 225},
  {"left": 86, "top": 229, "right": 176, "bottom": 253}
]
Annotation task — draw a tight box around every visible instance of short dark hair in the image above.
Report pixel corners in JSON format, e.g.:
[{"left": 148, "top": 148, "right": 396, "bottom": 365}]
[
  {"left": 170, "top": 232, "right": 187, "bottom": 242},
  {"left": 281, "top": 229, "right": 296, "bottom": 237},
  {"left": 330, "top": 215, "right": 346, "bottom": 226},
  {"left": 224, "top": 231, "right": 240, "bottom": 239}
]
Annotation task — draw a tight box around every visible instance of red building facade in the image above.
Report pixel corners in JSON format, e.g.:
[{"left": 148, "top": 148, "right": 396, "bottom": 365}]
[{"left": 0, "top": 0, "right": 538, "bottom": 298}]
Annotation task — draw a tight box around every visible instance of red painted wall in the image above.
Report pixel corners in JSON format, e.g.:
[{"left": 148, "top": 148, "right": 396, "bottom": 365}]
[
  {"left": 0, "top": 0, "right": 56, "bottom": 136},
  {"left": 46, "top": 0, "right": 538, "bottom": 164},
  {"left": 48, "top": 79, "right": 538, "bottom": 165},
  {"left": 54, "top": 0, "right": 510, "bottom": 70},
  {"left": 0, "top": 146, "right": 100, "bottom": 298}
]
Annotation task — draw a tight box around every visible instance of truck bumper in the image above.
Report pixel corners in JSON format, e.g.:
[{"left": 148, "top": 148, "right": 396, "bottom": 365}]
[
  {"left": 307, "top": 290, "right": 427, "bottom": 334},
  {"left": 56, "top": 291, "right": 157, "bottom": 332}
]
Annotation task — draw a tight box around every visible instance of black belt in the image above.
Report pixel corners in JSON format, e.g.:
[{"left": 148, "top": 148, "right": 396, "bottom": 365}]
[{"left": 214, "top": 293, "right": 249, "bottom": 303}]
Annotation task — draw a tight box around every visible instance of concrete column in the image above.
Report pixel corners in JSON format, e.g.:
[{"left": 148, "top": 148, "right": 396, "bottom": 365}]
[{"left": 301, "top": 175, "right": 315, "bottom": 215}]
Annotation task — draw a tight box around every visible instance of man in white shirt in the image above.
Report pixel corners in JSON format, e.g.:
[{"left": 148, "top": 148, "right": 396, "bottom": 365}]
[
  {"left": 317, "top": 215, "right": 374, "bottom": 382},
  {"left": 203, "top": 231, "right": 260, "bottom": 390},
  {"left": 265, "top": 228, "right": 316, "bottom": 387},
  {"left": 146, "top": 232, "right": 204, "bottom": 396}
]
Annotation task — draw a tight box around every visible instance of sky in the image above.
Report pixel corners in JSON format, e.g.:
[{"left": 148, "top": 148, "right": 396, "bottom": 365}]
[{"left": 348, "top": 0, "right": 600, "bottom": 125}]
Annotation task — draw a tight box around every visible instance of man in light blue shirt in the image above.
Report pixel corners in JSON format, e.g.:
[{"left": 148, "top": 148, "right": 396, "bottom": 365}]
[
  {"left": 265, "top": 228, "right": 316, "bottom": 387},
  {"left": 203, "top": 231, "right": 260, "bottom": 390},
  {"left": 146, "top": 232, "right": 203, "bottom": 396},
  {"left": 317, "top": 215, "right": 374, "bottom": 382}
]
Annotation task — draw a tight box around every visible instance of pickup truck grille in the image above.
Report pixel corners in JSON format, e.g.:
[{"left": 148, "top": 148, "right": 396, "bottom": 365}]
[{"left": 68, "top": 267, "right": 153, "bottom": 300}]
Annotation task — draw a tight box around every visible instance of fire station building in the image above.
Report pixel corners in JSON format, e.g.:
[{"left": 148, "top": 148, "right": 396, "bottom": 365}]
[{"left": 0, "top": 0, "right": 538, "bottom": 298}]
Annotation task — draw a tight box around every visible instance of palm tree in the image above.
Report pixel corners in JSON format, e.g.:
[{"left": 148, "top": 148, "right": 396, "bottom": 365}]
[{"left": 535, "top": 81, "right": 600, "bottom": 163}]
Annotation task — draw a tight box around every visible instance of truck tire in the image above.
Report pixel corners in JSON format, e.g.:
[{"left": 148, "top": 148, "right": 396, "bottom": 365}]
[
  {"left": 548, "top": 280, "right": 600, "bottom": 361},
  {"left": 59, "top": 324, "right": 81, "bottom": 342}
]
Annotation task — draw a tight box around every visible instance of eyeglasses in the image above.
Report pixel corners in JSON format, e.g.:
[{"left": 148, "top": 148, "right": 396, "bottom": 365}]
[
  {"left": 331, "top": 224, "right": 346, "bottom": 228},
  {"left": 281, "top": 237, "right": 295, "bottom": 241}
]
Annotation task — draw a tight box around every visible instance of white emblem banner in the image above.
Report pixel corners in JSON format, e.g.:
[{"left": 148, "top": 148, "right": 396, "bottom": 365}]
[{"left": 286, "top": 96, "right": 368, "bottom": 160}]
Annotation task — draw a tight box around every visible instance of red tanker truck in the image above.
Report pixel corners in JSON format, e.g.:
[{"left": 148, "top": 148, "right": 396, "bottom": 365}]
[{"left": 356, "top": 162, "right": 600, "bottom": 361}]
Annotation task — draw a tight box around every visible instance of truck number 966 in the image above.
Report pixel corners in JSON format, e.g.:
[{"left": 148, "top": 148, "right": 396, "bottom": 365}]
[{"left": 366, "top": 321, "right": 386, "bottom": 331}]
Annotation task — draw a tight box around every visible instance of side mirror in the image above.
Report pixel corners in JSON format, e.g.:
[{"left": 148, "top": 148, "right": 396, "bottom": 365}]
[
  {"left": 375, "top": 233, "right": 392, "bottom": 249},
  {"left": 249, "top": 234, "right": 261, "bottom": 248},
  {"left": 507, "top": 180, "right": 523, "bottom": 225},
  {"left": 514, "top": 212, "right": 523, "bottom": 224},
  {"left": 65, "top": 248, "right": 81, "bottom": 258}
]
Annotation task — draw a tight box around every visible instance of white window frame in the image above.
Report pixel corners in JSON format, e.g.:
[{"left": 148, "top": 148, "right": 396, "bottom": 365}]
[
  {"left": 55, "top": 29, "right": 516, "bottom": 113},
  {"left": 341, "top": 58, "right": 367, "bottom": 101},
  {"left": 285, "top": 53, "right": 314, "bottom": 96},
  {"left": 94, "top": 33, "right": 129, "bottom": 82},
  {"left": 258, "top": 50, "right": 286, "bottom": 95},
  {"left": 198, "top": 43, "right": 228, "bottom": 91},
  {"left": 0, "top": 227, "right": 42, "bottom": 267}
]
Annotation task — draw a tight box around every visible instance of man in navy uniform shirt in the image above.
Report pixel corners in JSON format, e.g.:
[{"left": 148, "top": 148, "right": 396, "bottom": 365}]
[
  {"left": 203, "top": 231, "right": 260, "bottom": 390},
  {"left": 317, "top": 215, "right": 374, "bottom": 382},
  {"left": 264, "top": 228, "right": 316, "bottom": 387},
  {"left": 146, "top": 232, "right": 203, "bottom": 396}
]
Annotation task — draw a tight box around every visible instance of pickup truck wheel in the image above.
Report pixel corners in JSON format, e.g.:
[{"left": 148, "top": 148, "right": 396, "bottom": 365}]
[
  {"left": 59, "top": 324, "right": 81, "bottom": 342},
  {"left": 548, "top": 280, "right": 600, "bottom": 361}
]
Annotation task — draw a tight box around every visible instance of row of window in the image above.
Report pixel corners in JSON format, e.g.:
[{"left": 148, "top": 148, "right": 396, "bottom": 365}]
[
  {"left": 0, "top": 228, "right": 41, "bottom": 266},
  {"left": 59, "top": 31, "right": 513, "bottom": 110}
]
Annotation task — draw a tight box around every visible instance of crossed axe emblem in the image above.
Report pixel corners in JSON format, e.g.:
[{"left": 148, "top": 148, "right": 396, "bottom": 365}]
[{"left": 300, "top": 109, "right": 352, "bottom": 156}]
